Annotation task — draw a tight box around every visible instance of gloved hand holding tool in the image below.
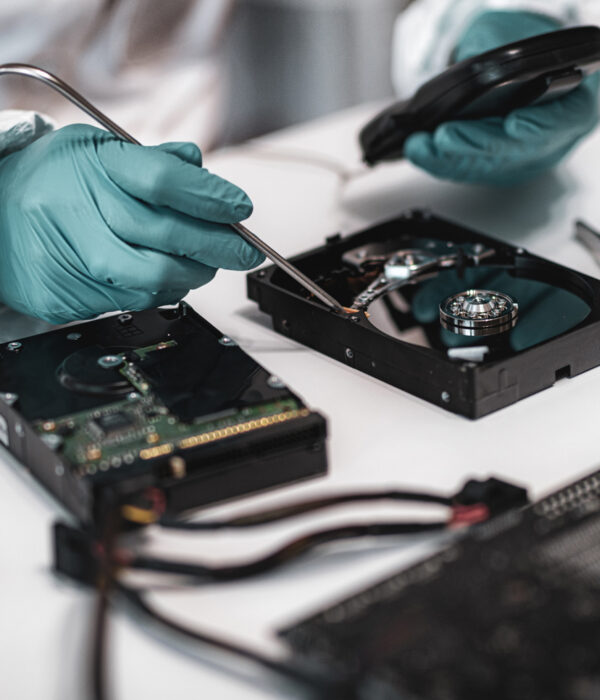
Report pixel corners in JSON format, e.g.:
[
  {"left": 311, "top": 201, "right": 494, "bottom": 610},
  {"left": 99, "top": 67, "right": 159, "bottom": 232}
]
[
  {"left": 0, "top": 66, "right": 344, "bottom": 324},
  {"left": 361, "top": 15, "right": 600, "bottom": 185},
  {"left": 0, "top": 124, "right": 262, "bottom": 323}
]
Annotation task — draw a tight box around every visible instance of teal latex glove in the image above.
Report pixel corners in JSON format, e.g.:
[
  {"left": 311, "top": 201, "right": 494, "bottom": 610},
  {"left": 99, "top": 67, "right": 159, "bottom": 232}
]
[
  {"left": 404, "top": 11, "right": 600, "bottom": 185},
  {"left": 0, "top": 124, "right": 264, "bottom": 323}
]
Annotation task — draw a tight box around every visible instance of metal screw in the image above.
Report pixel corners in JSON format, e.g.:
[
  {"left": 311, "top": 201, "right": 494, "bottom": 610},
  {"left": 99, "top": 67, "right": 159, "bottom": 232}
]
[
  {"left": 257, "top": 270, "right": 266, "bottom": 278},
  {"left": 345, "top": 348, "right": 354, "bottom": 360},
  {"left": 267, "top": 375, "right": 285, "bottom": 389},
  {"left": 441, "top": 391, "right": 451, "bottom": 403},
  {"left": 15, "top": 423, "right": 24, "bottom": 437},
  {"left": 7, "top": 342, "right": 22, "bottom": 352},
  {"left": 219, "top": 336, "right": 237, "bottom": 347},
  {"left": 0, "top": 392, "right": 18, "bottom": 406},
  {"left": 97, "top": 355, "right": 123, "bottom": 369},
  {"left": 55, "top": 464, "right": 65, "bottom": 477}
]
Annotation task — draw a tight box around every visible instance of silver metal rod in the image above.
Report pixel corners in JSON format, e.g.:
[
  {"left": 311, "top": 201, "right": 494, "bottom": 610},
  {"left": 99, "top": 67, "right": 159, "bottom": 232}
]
[{"left": 0, "top": 63, "right": 346, "bottom": 313}]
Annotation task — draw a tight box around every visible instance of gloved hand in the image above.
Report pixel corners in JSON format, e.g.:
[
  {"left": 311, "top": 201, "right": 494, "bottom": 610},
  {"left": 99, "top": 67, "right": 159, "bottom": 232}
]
[
  {"left": 0, "top": 124, "right": 264, "bottom": 323},
  {"left": 404, "top": 11, "right": 600, "bottom": 185}
]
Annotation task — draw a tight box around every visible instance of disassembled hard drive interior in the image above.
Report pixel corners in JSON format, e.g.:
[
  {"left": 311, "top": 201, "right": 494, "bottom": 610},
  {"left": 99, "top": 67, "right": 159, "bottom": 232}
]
[
  {"left": 248, "top": 211, "right": 600, "bottom": 418},
  {"left": 0, "top": 304, "right": 327, "bottom": 523}
]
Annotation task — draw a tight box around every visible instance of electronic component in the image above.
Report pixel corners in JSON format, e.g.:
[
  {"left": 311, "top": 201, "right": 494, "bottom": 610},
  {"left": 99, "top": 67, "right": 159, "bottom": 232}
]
[
  {"left": 247, "top": 211, "right": 600, "bottom": 418},
  {"left": 0, "top": 304, "right": 327, "bottom": 524},
  {"left": 279, "top": 469, "right": 600, "bottom": 700},
  {"left": 439, "top": 289, "right": 519, "bottom": 337}
]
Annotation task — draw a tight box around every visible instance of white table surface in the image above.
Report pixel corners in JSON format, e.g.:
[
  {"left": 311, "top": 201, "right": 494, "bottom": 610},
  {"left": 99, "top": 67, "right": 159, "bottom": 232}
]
[{"left": 3, "top": 102, "right": 600, "bottom": 699}]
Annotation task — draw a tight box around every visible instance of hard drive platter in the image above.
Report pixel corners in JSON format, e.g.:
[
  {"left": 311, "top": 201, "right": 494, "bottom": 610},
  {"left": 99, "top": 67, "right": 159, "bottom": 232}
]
[{"left": 247, "top": 211, "right": 600, "bottom": 418}]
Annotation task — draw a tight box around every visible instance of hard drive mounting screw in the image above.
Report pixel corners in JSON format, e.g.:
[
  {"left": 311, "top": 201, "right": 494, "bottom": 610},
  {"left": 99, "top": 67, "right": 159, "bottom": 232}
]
[
  {"left": 118, "top": 313, "right": 133, "bottom": 325},
  {"left": 7, "top": 342, "right": 22, "bottom": 352},
  {"left": 345, "top": 348, "right": 354, "bottom": 360},
  {"left": 257, "top": 270, "right": 266, "bottom": 278},
  {"left": 267, "top": 375, "right": 286, "bottom": 389},
  {"left": 66, "top": 333, "right": 82, "bottom": 341},
  {"left": 219, "top": 336, "right": 237, "bottom": 347},
  {"left": 0, "top": 392, "right": 18, "bottom": 406},
  {"left": 15, "top": 423, "right": 24, "bottom": 437},
  {"left": 441, "top": 391, "right": 451, "bottom": 403}
]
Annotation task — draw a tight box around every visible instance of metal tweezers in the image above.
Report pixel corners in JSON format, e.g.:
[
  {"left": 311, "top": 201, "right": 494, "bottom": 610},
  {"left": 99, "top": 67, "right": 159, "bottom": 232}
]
[{"left": 0, "top": 63, "right": 346, "bottom": 314}]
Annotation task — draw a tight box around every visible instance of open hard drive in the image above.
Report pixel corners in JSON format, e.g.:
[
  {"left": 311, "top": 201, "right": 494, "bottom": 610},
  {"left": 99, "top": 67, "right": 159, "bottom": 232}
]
[
  {"left": 247, "top": 211, "right": 600, "bottom": 418},
  {"left": 0, "top": 304, "right": 327, "bottom": 524}
]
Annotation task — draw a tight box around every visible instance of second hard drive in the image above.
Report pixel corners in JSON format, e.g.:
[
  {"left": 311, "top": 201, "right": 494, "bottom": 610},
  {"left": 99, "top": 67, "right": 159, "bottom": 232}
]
[{"left": 247, "top": 211, "right": 600, "bottom": 419}]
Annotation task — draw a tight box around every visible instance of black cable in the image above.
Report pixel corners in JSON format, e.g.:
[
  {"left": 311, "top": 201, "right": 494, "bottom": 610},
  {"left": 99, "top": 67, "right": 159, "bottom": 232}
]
[
  {"left": 158, "top": 490, "right": 451, "bottom": 531},
  {"left": 128, "top": 521, "right": 446, "bottom": 583},
  {"left": 117, "top": 582, "right": 346, "bottom": 699},
  {"left": 91, "top": 506, "right": 121, "bottom": 700}
]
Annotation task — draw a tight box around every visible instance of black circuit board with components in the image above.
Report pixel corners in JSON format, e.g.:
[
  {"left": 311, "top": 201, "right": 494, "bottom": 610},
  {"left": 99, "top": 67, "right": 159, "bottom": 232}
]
[
  {"left": 280, "top": 471, "right": 600, "bottom": 700},
  {"left": 0, "top": 305, "right": 327, "bottom": 523}
]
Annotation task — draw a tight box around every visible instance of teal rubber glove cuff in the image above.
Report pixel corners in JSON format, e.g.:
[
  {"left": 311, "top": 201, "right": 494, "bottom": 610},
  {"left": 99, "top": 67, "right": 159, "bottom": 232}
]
[
  {"left": 404, "top": 11, "right": 600, "bottom": 186},
  {"left": 0, "top": 124, "right": 264, "bottom": 323}
]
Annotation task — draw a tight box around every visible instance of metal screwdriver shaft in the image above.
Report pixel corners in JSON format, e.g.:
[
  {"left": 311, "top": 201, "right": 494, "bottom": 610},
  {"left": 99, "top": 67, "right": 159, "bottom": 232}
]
[{"left": 0, "top": 63, "right": 346, "bottom": 314}]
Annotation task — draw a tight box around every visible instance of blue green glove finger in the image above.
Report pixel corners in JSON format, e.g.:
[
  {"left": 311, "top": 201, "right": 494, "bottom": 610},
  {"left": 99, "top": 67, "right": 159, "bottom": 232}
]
[
  {"left": 151, "top": 141, "right": 204, "bottom": 166},
  {"left": 505, "top": 73, "right": 600, "bottom": 143},
  {"left": 79, "top": 222, "right": 218, "bottom": 291},
  {"left": 102, "top": 196, "right": 264, "bottom": 271},
  {"left": 405, "top": 126, "right": 579, "bottom": 184},
  {"left": 97, "top": 138, "right": 253, "bottom": 223}
]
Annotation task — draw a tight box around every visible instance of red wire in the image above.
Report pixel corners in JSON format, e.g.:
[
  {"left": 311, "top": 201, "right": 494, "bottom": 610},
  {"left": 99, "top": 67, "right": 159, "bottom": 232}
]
[{"left": 449, "top": 503, "right": 490, "bottom": 528}]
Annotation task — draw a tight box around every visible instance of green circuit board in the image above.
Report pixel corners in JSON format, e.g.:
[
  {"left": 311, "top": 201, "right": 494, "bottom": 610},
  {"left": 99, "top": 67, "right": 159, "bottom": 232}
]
[{"left": 33, "top": 341, "right": 305, "bottom": 476}]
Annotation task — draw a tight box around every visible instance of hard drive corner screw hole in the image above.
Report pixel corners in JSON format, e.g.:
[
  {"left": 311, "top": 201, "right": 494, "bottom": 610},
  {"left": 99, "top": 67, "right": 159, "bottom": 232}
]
[
  {"left": 219, "top": 336, "right": 237, "bottom": 347},
  {"left": 7, "top": 342, "right": 22, "bottom": 352},
  {"left": 441, "top": 391, "right": 451, "bottom": 403},
  {"left": 66, "top": 332, "right": 82, "bottom": 341},
  {"left": 345, "top": 348, "right": 354, "bottom": 360},
  {"left": 267, "top": 376, "right": 286, "bottom": 389}
]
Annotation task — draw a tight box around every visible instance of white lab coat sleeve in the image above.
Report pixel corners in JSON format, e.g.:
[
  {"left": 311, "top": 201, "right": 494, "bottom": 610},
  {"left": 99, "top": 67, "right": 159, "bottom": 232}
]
[
  {"left": 0, "top": 109, "right": 54, "bottom": 158},
  {"left": 392, "top": 0, "right": 596, "bottom": 98}
]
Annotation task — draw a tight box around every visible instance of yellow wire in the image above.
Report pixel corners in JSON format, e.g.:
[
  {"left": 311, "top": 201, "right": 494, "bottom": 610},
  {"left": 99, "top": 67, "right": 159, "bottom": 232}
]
[{"left": 121, "top": 505, "right": 158, "bottom": 525}]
